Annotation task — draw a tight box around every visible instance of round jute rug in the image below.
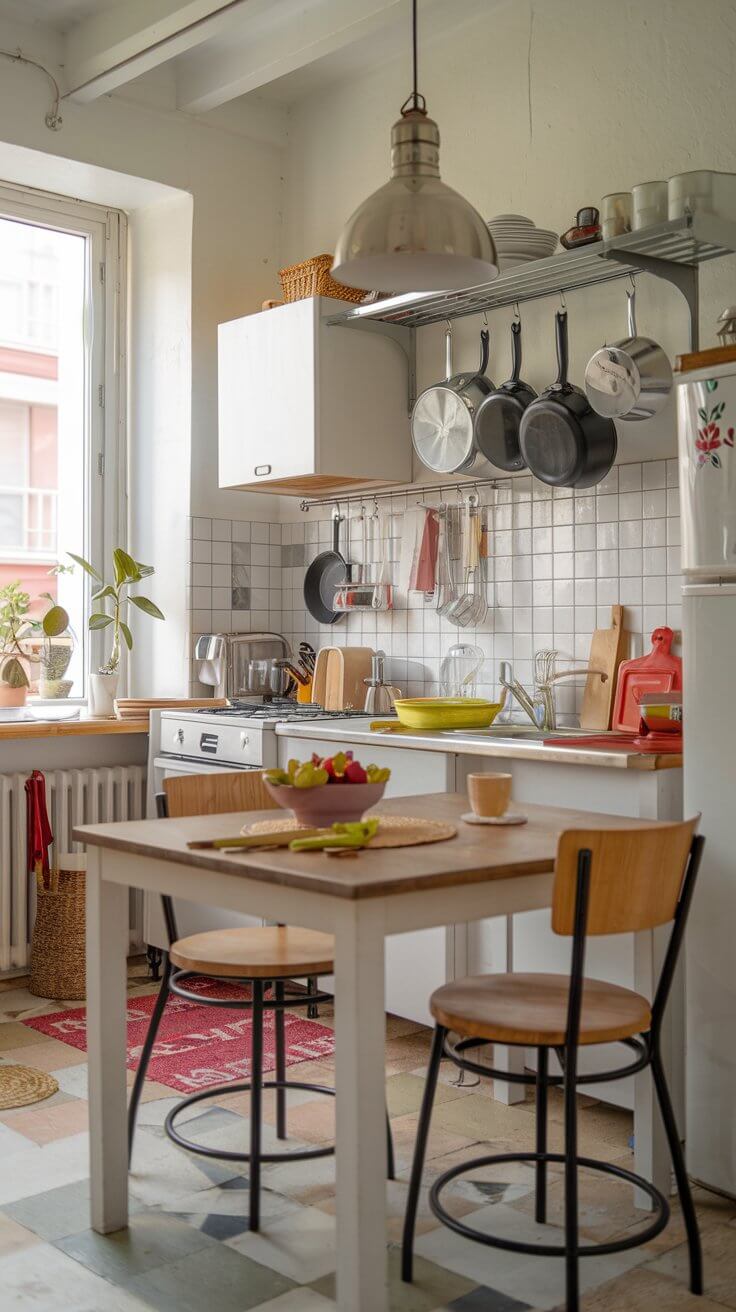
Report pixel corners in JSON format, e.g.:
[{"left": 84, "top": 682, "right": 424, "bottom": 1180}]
[{"left": 0, "top": 1064, "right": 59, "bottom": 1110}]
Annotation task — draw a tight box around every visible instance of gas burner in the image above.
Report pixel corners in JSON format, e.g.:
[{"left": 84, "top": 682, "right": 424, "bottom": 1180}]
[{"left": 196, "top": 701, "right": 374, "bottom": 722}]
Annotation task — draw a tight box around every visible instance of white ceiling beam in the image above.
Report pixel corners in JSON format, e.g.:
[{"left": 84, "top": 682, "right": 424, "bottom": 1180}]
[
  {"left": 175, "top": 0, "right": 403, "bottom": 114},
  {"left": 62, "top": 0, "right": 252, "bottom": 102}
]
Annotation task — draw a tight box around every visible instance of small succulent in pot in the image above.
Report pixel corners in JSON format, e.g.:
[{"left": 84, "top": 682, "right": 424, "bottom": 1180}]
[{"left": 0, "top": 582, "right": 69, "bottom": 707}]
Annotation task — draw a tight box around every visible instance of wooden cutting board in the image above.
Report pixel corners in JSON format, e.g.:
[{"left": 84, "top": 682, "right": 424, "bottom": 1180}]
[
  {"left": 311, "top": 647, "right": 336, "bottom": 708},
  {"left": 580, "top": 605, "right": 629, "bottom": 730},
  {"left": 323, "top": 646, "right": 374, "bottom": 711}
]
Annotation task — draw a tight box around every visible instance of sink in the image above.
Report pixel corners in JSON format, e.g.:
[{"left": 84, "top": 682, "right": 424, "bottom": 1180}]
[{"left": 456, "top": 724, "right": 595, "bottom": 741}]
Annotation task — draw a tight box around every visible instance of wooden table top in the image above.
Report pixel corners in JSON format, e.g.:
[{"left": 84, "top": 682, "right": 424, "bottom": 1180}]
[{"left": 75, "top": 792, "right": 670, "bottom": 902}]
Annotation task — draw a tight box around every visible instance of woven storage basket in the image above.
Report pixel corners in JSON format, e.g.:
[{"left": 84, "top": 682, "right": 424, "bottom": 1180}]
[
  {"left": 278, "top": 254, "right": 367, "bottom": 304},
  {"left": 29, "top": 855, "right": 87, "bottom": 1000}
]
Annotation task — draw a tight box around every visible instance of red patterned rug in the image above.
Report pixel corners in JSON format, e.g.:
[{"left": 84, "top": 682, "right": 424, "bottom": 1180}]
[{"left": 22, "top": 978, "right": 336, "bottom": 1094}]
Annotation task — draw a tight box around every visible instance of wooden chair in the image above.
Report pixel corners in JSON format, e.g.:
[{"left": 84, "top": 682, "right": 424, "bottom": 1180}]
[
  {"left": 127, "top": 770, "right": 394, "bottom": 1230},
  {"left": 402, "top": 820, "right": 705, "bottom": 1312}
]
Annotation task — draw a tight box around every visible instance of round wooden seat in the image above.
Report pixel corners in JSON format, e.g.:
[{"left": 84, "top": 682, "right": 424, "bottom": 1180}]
[
  {"left": 430, "top": 972, "right": 652, "bottom": 1047},
  {"left": 170, "top": 925, "right": 335, "bottom": 979}
]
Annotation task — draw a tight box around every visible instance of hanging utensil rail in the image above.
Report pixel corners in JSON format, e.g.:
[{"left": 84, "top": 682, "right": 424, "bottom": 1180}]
[{"left": 299, "top": 475, "right": 499, "bottom": 513}]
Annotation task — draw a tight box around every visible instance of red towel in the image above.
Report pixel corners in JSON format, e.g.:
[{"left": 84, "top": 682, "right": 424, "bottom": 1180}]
[
  {"left": 25, "top": 770, "right": 53, "bottom": 888},
  {"left": 411, "top": 508, "right": 439, "bottom": 593}
]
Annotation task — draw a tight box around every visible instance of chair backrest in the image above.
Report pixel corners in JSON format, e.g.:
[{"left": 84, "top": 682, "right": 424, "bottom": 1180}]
[
  {"left": 162, "top": 770, "right": 278, "bottom": 819},
  {"left": 552, "top": 819, "right": 698, "bottom": 937}
]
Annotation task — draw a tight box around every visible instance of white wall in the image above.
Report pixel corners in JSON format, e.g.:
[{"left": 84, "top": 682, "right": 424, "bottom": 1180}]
[
  {"left": 0, "top": 26, "right": 286, "bottom": 523},
  {"left": 282, "top": 0, "right": 736, "bottom": 475}
]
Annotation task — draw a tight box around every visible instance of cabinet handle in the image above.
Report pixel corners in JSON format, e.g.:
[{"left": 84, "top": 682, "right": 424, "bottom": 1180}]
[{"left": 254, "top": 464, "right": 272, "bottom": 476}]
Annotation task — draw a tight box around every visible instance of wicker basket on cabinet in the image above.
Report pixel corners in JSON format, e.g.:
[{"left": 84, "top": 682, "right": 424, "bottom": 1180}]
[
  {"left": 29, "top": 857, "right": 87, "bottom": 1000},
  {"left": 278, "top": 253, "right": 367, "bottom": 304}
]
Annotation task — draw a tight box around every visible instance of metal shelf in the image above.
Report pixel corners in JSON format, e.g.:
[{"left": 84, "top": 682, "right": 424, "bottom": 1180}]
[{"left": 327, "top": 214, "right": 736, "bottom": 386}]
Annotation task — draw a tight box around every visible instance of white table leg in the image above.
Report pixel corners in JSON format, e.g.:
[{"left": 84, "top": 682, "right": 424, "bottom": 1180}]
[
  {"left": 86, "top": 847, "right": 129, "bottom": 1234},
  {"left": 333, "top": 899, "right": 388, "bottom": 1312}
]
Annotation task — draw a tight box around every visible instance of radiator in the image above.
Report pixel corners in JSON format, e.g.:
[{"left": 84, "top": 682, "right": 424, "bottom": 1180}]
[{"left": 0, "top": 765, "right": 147, "bottom": 973}]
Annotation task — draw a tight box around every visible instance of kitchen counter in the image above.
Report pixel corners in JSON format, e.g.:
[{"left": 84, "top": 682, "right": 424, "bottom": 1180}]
[
  {"left": 0, "top": 714, "right": 148, "bottom": 741},
  {"left": 276, "top": 718, "right": 682, "bottom": 770}
]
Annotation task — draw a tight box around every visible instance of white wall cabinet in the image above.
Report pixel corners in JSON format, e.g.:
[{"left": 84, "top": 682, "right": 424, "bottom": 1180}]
[{"left": 218, "top": 297, "right": 411, "bottom": 496}]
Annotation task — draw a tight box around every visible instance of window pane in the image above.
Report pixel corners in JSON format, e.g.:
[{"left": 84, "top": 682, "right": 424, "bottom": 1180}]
[{"left": 0, "top": 216, "right": 87, "bottom": 698}]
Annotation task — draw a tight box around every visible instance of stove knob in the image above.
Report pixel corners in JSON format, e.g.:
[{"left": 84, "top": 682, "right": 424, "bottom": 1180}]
[
  {"left": 174, "top": 728, "right": 184, "bottom": 745},
  {"left": 240, "top": 732, "right": 249, "bottom": 749}
]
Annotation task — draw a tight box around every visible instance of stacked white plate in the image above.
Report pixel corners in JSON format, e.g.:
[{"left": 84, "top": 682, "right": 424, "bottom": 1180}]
[{"left": 486, "top": 214, "right": 558, "bottom": 271}]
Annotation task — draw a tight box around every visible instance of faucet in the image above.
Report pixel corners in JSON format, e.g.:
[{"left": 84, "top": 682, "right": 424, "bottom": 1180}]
[{"left": 498, "top": 654, "right": 607, "bottom": 733}]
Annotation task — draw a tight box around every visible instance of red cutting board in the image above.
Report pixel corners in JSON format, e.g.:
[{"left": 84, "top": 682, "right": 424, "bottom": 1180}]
[{"left": 611, "top": 627, "right": 682, "bottom": 732}]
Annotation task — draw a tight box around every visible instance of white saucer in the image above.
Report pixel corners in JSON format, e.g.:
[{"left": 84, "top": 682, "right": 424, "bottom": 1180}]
[{"left": 461, "top": 811, "right": 528, "bottom": 826}]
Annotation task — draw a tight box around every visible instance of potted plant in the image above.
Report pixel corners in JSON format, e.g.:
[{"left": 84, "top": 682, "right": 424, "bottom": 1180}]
[
  {"left": 69, "top": 549, "right": 164, "bottom": 717},
  {"left": 0, "top": 582, "right": 69, "bottom": 708}
]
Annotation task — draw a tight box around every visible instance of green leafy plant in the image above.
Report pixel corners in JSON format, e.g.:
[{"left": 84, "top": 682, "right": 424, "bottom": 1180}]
[
  {"left": 69, "top": 549, "right": 164, "bottom": 674},
  {"left": 0, "top": 582, "right": 69, "bottom": 689}
]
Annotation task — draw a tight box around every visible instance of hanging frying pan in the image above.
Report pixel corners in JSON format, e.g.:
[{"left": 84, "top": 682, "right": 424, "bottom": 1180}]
[
  {"left": 411, "top": 322, "right": 494, "bottom": 474},
  {"left": 519, "top": 309, "right": 617, "bottom": 489},
  {"left": 303, "top": 511, "right": 347, "bottom": 625},
  {"left": 474, "top": 315, "right": 536, "bottom": 471}
]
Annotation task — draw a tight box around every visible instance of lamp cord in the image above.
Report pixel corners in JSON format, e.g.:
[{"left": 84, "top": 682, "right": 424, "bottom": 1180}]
[
  {"left": 0, "top": 48, "right": 62, "bottom": 129},
  {"left": 401, "top": 0, "right": 426, "bottom": 116}
]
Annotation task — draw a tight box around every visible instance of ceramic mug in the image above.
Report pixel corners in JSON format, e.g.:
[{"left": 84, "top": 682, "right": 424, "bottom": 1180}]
[
  {"left": 467, "top": 772, "right": 512, "bottom": 818},
  {"left": 601, "top": 191, "right": 632, "bottom": 239}
]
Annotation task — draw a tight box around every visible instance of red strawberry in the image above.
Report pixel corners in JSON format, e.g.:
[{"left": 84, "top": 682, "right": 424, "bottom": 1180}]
[
  {"left": 345, "top": 761, "right": 367, "bottom": 784},
  {"left": 321, "top": 757, "right": 336, "bottom": 778}
]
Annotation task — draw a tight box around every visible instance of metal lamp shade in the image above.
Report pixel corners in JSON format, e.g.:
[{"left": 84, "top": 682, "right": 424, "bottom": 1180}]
[{"left": 333, "top": 109, "right": 497, "bottom": 293}]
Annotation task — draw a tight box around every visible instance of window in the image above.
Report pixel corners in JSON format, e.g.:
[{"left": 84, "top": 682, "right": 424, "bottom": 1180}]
[{"left": 0, "top": 186, "right": 126, "bottom": 699}]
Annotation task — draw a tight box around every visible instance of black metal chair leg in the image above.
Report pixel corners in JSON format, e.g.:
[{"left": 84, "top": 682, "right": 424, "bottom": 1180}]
[
  {"left": 535, "top": 1046, "right": 548, "bottom": 1224},
  {"left": 651, "top": 1044, "right": 703, "bottom": 1295},
  {"left": 563, "top": 1040, "right": 580, "bottom": 1312},
  {"left": 249, "top": 980, "right": 264, "bottom": 1231},
  {"left": 307, "top": 975, "right": 319, "bottom": 1019},
  {"left": 386, "top": 1107, "right": 395, "bottom": 1181},
  {"left": 128, "top": 956, "right": 171, "bottom": 1163},
  {"left": 275, "top": 981, "right": 287, "bottom": 1140},
  {"left": 402, "top": 1024, "right": 446, "bottom": 1283}
]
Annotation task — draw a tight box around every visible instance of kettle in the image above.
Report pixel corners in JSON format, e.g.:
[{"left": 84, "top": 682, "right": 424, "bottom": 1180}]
[{"left": 363, "top": 652, "right": 401, "bottom": 715}]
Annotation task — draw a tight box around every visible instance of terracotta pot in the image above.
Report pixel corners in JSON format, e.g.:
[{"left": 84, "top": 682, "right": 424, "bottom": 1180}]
[
  {"left": 263, "top": 778, "right": 386, "bottom": 828},
  {"left": 0, "top": 683, "right": 27, "bottom": 708}
]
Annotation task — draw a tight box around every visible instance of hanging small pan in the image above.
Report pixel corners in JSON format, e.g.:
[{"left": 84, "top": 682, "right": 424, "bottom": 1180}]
[
  {"left": 303, "top": 510, "right": 347, "bottom": 625},
  {"left": 519, "top": 309, "right": 617, "bottom": 489},
  {"left": 584, "top": 284, "right": 673, "bottom": 421},
  {"left": 474, "top": 314, "right": 537, "bottom": 471},
  {"left": 411, "top": 322, "right": 494, "bottom": 475}
]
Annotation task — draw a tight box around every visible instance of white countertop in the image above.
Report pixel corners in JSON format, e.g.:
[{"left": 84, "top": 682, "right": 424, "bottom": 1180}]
[{"left": 275, "top": 718, "right": 682, "bottom": 771}]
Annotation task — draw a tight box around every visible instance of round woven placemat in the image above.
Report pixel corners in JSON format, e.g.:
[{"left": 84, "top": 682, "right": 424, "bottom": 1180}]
[
  {"left": 0, "top": 1064, "right": 59, "bottom": 1110},
  {"left": 244, "top": 815, "right": 457, "bottom": 849}
]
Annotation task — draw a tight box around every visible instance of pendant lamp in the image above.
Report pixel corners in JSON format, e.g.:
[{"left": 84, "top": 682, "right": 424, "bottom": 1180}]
[{"left": 332, "top": 0, "right": 497, "bottom": 293}]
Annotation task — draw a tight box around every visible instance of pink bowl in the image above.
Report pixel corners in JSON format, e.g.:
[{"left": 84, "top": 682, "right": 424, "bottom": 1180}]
[{"left": 263, "top": 778, "right": 386, "bottom": 828}]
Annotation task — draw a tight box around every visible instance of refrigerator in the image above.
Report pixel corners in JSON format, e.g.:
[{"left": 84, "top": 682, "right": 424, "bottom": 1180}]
[{"left": 679, "top": 355, "right": 736, "bottom": 1197}]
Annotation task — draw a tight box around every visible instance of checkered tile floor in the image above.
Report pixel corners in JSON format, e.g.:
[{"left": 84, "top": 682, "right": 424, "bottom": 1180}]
[{"left": 0, "top": 964, "right": 733, "bottom": 1311}]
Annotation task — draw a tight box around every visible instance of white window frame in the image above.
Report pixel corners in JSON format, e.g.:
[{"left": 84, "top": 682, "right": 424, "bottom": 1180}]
[{"left": 0, "top": 181, "right": 127, "bottom": 699}]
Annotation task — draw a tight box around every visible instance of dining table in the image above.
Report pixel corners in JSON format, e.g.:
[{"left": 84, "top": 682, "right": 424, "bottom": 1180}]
[{"left": 76, "top": 791, "right": 675, "bottom": 1312}]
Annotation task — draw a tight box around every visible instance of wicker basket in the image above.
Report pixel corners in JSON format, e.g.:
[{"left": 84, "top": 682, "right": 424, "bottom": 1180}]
[
  {"left": 278, "top": 254, "right": 367, "bottom": 304},
  {"left": 29, "top": 856, "right": 86, "bottom": 1000}
]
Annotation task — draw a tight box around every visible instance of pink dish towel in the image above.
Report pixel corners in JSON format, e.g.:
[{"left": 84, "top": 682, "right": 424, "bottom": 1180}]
[{"left": 411, "top": 508, "right": 439, "bottom": 593}]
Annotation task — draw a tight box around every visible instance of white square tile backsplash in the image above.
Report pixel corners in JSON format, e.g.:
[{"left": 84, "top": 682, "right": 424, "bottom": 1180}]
[{"left": 188, "top": 458, "right": 683, "bottom": 718}]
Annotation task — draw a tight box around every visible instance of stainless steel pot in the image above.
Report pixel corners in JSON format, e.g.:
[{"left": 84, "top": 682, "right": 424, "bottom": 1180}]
[
  {"left": 411, "top": 322, "right": 494, "bottom": 474},
  {"left": 584, "top": 286, "right": 673, "bottom": 422}
]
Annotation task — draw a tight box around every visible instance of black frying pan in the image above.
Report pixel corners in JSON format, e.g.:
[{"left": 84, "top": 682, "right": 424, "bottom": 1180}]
[
  {"left": 303, "top": 513, "right": 347, "bottom": 625},
  {"left": 519, "top": 310, "right": 617, "bottom": 489},
  {"left": 474, "top": 318, "right": 536, "bottom": 472}
]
